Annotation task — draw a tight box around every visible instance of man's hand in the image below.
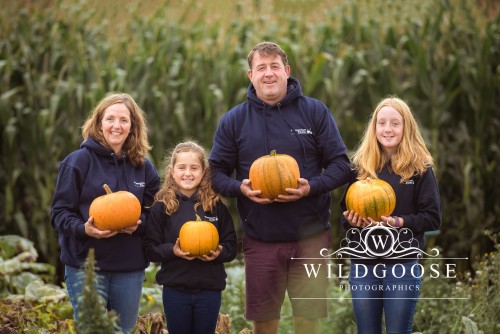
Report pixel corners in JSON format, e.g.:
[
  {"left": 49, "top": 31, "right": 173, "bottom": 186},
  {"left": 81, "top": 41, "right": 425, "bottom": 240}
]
[
  {"left": 274, "top": 178, "right": 310, "bottom": 202},
  {"left": 240, "top": 179, "right": 273, "bottom": 204}
]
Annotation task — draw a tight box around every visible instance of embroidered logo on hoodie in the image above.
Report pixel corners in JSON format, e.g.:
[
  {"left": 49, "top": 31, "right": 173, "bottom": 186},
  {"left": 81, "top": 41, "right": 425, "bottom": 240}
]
[
  {"left": 204, "top": 215, "right": 218, "bottom": 223},
  {"left": 292, "top": 128, "right": 313, "bottom": 135},
  {"left": 134, "top": 181, "right": 145, "bottom": 187}
]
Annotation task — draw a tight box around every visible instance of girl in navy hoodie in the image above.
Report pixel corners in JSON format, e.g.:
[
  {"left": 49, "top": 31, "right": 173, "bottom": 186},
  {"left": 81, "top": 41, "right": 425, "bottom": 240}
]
[
  {"left": 51, "top": 93, "right": 160, "bottom": 333},
  {"left": 340, "top": 97, "right": 441, "bottom": 334},
  {"left": 143, "top": 141, "right": 237, "bottom": 334}
]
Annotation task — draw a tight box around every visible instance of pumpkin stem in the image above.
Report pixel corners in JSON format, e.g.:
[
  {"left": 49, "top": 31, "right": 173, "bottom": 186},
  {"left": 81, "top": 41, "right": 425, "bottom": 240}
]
[
  {"left": 270, "top": 149, "right": 277, "bottom": 156},
  {"left": 103, "top": 184, "right": 113, "bottom": 194},
  {"left": 195, "top": 214, "right": 201, "bottom": 222}
]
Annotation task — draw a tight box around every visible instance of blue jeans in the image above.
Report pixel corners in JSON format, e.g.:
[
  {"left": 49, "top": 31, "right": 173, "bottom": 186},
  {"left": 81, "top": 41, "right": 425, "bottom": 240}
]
[
  {"left": 65, "top": 265, "right": 145, "bottom": 334},
  {"left": 163, "top": 287, "right": 221, "bottom": 334},
  {"left": 349, "top": 261, "right": 421, "bottom": 334}
]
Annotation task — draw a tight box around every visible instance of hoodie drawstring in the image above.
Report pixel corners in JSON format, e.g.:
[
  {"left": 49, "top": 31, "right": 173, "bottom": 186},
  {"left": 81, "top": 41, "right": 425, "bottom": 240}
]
[
  {"left": 111, "top": 153, "right": 130, "bottom": 191},
  {"left": 263, "top": 103, "right": 270, "bottom": 154}
]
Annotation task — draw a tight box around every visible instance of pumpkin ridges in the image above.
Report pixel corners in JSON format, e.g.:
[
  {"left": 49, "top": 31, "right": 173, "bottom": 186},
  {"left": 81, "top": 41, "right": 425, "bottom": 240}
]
[
  {"left": 345, "top": 178, "right": 396, "bottom": 221},
  {"left": 89, "top": 184, "right": 141, "bottom": 231},
  {"left": 249, "top": 150, "right": 300, "bottom": 200},
  {"left": 179, "top": 216, "right": 219, "bottom": 256},
  {"left": 369, "top": 188, "right": 380, "bottom": 219}
]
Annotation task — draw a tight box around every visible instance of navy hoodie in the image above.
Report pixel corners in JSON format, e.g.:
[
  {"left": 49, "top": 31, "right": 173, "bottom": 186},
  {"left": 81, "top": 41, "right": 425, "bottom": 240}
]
[
  {"left": 209, "top": 77, "right": 351, "bottom": 242},
  {"left": 50, "top": 136, "right": 160, "bottom": 271},
  {"left": 143, "top": 194, "right": 238, "bottom": 291},
  {"left": 339, "top": 166, "right": 442, "bottom": 263}
]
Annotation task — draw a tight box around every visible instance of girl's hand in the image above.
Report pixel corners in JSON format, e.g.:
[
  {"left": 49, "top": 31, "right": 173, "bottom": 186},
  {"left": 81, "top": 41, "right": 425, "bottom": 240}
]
[
  {"left": 380, "top": 215, "right": 404, "bottom": 228},
  {"left": 173, "top": 238, "right": 196, "bottom": 260},
  {"left": 117, "top": 220, "right": 141, "bottom": 234},
  {"left": 343, "top": 210, "right": 370, "bottom": 228},
  {"left": 84, "top": 216, "right": 118, "bottom": 239},
  {"left": 197, "top": 245, "right": 223, "bottom": 262}
]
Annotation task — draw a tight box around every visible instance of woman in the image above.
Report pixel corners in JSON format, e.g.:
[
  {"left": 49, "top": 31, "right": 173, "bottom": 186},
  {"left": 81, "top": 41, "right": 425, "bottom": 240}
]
[
  {"left": 51, "top": 93, "right": 160, "bottom": 333},
  {"left": 340, "top": 97, "right": 441, "bottom": 334}
]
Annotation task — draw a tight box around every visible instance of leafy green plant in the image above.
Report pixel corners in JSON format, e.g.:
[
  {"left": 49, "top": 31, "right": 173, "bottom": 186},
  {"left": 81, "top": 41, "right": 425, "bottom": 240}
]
[{"left": 75, "top": 248, "right": 121, "bottom": 334}]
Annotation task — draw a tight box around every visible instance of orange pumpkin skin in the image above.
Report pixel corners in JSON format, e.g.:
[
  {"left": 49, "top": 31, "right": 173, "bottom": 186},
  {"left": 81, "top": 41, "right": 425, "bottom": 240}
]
[
  {"left": 249, "top": 150, "right": 300, "bottom": 200},
  {"left": 89, "top": 184, "right": 141, "bottom": 231},
  {"left": 179, "top": 216, "right": 219, "bottom": 256},
  {"left": 345, "top": 178, "right": 396, "bottom": 221}
]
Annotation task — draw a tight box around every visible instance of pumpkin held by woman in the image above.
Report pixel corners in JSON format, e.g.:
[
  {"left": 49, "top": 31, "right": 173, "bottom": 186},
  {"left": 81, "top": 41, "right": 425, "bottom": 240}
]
[
  {"left": 249, "top": 150, "right": 300, "bottom": 200},
  {"left": 89, "top": 184, "right": 141, "bottom": 231},
  {"left": 345, "top": 178, "right": 396, "bottom": 222},
  {"left": 179, "top": 215, "right": 219, "bottom": 256}
]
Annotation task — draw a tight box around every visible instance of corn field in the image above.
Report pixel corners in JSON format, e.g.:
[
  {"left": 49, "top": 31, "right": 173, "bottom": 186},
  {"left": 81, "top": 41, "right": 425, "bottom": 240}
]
[{"left": 0, "top": 0, "right": 499, "bottom": 278}]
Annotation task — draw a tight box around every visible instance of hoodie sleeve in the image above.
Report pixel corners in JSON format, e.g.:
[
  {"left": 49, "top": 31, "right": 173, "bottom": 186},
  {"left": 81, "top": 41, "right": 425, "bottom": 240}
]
[
  {"left": 214, "top": 201, "right": 238, "bottom": 263},
  {"left": 50, "top": 161, "right": 88, "bottom": 240},
  {"left": 143, "top": 203, "right": 178, "bottom": 263},
  {"left": 209, "top": 113, "right": 244, "bottom": 197},
  {"left": 135, "top": 159, "right": 160, "bottom": 235},
  {"left": 400, "top": 169, "right": 442, "bottom": 234},
  {"left": 308, "top": 105, "right": 352, "bottom": 195},
  {"left": 338, "top": 169, "right": 358, "bottom": 230}
]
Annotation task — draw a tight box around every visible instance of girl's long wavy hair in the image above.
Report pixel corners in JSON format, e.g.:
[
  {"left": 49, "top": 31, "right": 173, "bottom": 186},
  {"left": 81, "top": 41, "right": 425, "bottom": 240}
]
[
  {"left": 81, "top": 93, "right": 151, "bottom": 167},
  {"left": 155, "top": 141, "right": 220, "bottom": 214},
  {"left": 352, "top": 97, "right": 435, "bottom": 182}
]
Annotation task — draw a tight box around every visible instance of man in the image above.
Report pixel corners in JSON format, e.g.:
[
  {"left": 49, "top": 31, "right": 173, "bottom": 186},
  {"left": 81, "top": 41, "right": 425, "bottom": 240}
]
[{"left": 209, "top": 41, "right": 351, "bottom": 334}]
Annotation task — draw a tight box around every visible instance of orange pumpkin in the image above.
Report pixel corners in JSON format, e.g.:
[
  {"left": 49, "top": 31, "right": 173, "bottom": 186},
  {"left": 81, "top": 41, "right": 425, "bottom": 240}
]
[
  {"left": 89, "top": 184, "right": 141, "bottom": 231},
  {"left": 345, "top": 178, "right": 396, "bottom": 221},
  {"left": 249, "top": 150, "right": 300, "bottom": 200},
  {"left": 179, "top": 215, "right": 219, "bottom": 256}
]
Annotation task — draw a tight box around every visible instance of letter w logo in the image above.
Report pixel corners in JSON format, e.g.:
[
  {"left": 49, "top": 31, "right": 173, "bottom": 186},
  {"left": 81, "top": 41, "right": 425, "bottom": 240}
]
[{"left": 370, "top": 235, "right": 389, "bottom": 250}]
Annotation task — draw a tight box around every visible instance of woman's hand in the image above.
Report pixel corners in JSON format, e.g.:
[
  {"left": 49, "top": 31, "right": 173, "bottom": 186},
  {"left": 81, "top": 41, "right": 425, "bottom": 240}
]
[
  {"left": 343, "top": 210, "right": 371, "bottom": 228},
  {"left": 173, "top": 238, "right": 196, "bottom": 260},
  {"left": 197, "top": 245, "right": 223, "bottom": 262},
  {"left": 117, "top": 220, "right": 141, "bottom": 234},
  {"left": 84, "top": 216, "right": 118, "bottom": 239}
]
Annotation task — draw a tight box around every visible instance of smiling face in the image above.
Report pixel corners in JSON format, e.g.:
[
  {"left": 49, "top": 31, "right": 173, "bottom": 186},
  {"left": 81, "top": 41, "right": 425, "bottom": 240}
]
[
  {"left": 100, "top": 103, "right": 131, "bottom": 155},
  {"left": 248, "top": 52, "right": 290, "bottom": 105},
  {"left": 376, "top": 106, "right": 404, "bottom": 156},
  {"left": 171, "top": 151, "right": 204, "bottom": 197}
]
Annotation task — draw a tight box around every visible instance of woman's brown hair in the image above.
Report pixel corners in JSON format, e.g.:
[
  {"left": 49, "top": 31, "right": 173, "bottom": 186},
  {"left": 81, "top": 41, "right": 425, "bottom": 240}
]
[{"left": 81, "top": 93, "right": 151, "bottom": 167}]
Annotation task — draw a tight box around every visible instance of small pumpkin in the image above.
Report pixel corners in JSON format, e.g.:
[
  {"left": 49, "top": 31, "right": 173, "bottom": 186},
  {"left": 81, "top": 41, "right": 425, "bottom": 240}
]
[
  {"left": 89, "top": 184, "right": 141, "bottom": 231},
  {"left": 179, "top": 215, "right": 219, "bottom": 256},
  {"left": 249, "top": 150, "right": 300, "bottom": 200},
  {"left": 345, "top": 178, "right": 396, "bottom": 221}
]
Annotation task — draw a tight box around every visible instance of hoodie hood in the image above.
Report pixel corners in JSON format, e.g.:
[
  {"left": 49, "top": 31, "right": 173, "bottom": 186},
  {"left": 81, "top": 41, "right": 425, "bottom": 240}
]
[
  {"left": 247, "top": 77, "right": 308, "bottom": 168},
  {"left": 247, "top": 76, "right": 303, "bottom": 109},
  {"left": 81, "top": 136, "right": 121, "bottom": 158},
  {"left": 81, "top": 136, "right": 130, "bottom": 191}
]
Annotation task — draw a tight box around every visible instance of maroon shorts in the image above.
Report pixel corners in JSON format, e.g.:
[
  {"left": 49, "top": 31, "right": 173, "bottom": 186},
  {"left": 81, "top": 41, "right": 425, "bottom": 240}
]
[{"left": 242, "top": 230, "right": 331, "bottom": 321}]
